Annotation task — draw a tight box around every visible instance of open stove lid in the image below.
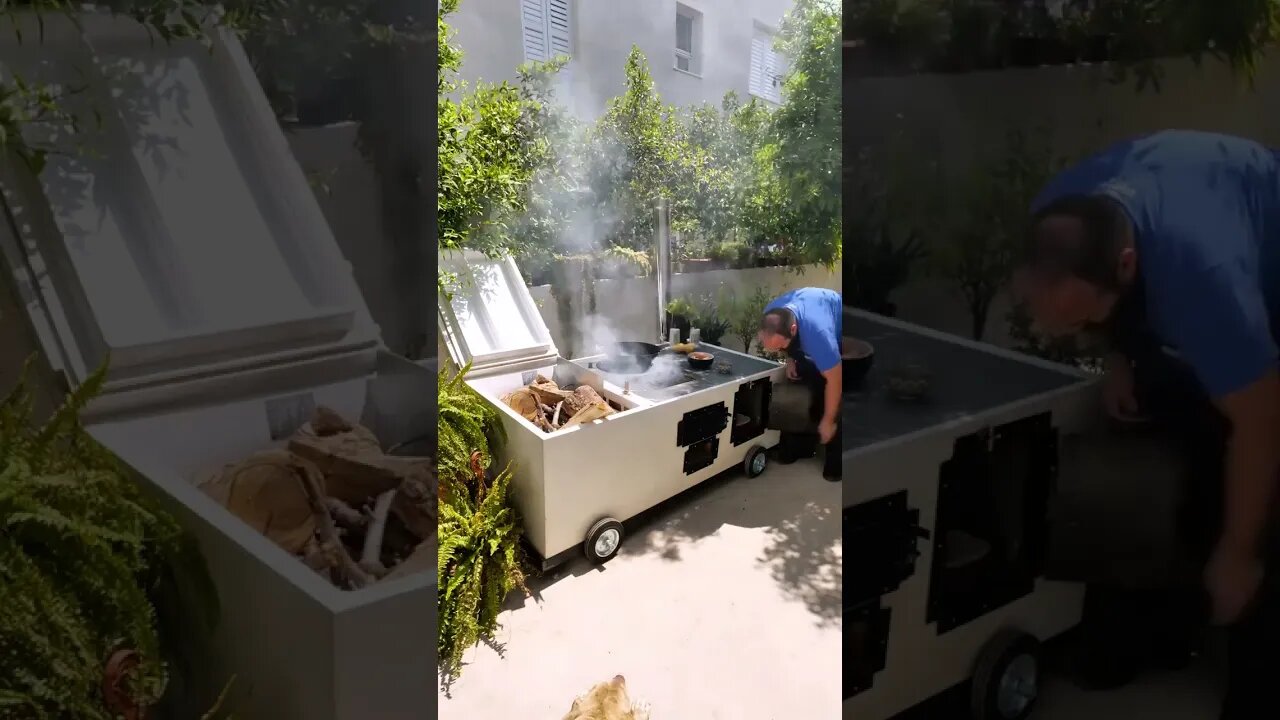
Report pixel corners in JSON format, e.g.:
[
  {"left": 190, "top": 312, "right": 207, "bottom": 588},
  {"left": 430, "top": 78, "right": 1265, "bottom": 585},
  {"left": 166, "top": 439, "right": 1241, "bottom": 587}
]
[
  {"left": 438, "top": 250, "right": 558, "bottom": 375},
  {"left": 0, "top": 13, "right": 380, "bottom": 419}
]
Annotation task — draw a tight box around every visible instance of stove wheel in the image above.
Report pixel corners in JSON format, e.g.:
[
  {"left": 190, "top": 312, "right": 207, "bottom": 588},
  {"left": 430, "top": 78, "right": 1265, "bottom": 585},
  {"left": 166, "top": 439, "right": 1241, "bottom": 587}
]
[
  {"left": 584, "top": 517, "right": 625, "bottom": 564},
  {"left": 970, "top": 629, "right": 1041, "bottom": 720},
  {"left": 744, "top": 445, "right": 768, "bottom": 478}
]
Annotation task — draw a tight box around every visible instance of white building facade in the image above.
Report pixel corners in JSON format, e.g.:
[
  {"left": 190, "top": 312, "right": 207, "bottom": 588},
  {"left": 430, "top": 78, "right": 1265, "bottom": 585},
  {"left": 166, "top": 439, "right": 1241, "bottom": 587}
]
[{"left": 447, "top": 0, "right": 794, "bottom": 118}]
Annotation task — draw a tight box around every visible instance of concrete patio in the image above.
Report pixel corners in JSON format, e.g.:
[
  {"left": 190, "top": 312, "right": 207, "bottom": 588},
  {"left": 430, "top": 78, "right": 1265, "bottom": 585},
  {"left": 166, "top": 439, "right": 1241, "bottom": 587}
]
[
  {"left": 437, "top": 454, "right": 843, "bottom": 719},
  {"left": 433, "top": 445, "right": 1223, "bottom": 720}
]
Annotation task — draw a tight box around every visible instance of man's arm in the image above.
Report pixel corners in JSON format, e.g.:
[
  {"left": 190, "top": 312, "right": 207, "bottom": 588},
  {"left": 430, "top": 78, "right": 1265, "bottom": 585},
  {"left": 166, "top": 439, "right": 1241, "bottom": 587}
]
[
  {"left": 1171, "top": 263, "right": 1280, "bottom": 556},
  {"left": 1215, "top": 370, "right": 1280, "bottom": 557},
  {"left": 821, "top": 364, "right": 842, "bottom": 425}
]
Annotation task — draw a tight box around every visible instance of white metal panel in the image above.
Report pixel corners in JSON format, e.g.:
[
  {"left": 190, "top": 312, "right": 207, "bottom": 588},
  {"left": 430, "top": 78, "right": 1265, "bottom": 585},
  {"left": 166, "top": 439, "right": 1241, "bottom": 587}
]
[
  {"left": 438, "top": 249, "right": 557, "bottom": 373},
  {"left": 840, "top": 309, "right": 1099, "bottom": 719},
  {"left": 0, "top": 13, "right": 378, "bottom": 411}
]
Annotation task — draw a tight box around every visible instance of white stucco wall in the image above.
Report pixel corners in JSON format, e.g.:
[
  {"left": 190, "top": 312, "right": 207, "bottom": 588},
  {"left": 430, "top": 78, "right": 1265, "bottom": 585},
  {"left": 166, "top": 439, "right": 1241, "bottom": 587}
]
[
  {"left": 529, "top": 263, "right": 841, "bottom": 355},
  {"left": 448, "top": 0, "right": 794, "bottom": 118}
]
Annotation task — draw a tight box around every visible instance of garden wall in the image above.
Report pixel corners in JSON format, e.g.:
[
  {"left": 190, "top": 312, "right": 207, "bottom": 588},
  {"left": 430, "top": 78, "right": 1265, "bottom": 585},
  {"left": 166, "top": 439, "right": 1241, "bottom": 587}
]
[
  {"left": 530, "top": 263, "right": 841, "bottom": 356},
  {"left": 847, "top": 53, "right": 1280, "bottom": 346}
]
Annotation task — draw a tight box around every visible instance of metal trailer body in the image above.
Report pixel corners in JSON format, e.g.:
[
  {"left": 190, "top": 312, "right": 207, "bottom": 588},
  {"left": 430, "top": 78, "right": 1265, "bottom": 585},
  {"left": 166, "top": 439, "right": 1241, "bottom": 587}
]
[
  {"left": 0, "top": 14, "right": 435, "bottom": 720},
  {"left": 440, "top": 251, "right": 784, "bottom": 568},
  {"left": 841, "top": 308, "right": 1102, "bottom": 720}
]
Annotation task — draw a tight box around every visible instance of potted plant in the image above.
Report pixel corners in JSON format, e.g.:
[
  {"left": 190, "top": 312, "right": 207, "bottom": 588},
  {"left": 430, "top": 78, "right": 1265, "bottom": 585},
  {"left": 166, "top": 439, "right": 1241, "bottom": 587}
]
[
  {"left": 846, "top": 231, "right": 926, "bottom": 317},
  {"left": 665, "top": 297, "right": 696, "bottom": 343},
  {"left": 845, "top": 143, "right": 933, "bottom": 316},
  {"left": 728, "top": 286, "right": 776, "bottom": 353},
  {"left": 687, "top": 290, "right": 731, "bottom": 346},
  {"left": 939, "top": 129, "right": 1061, "bottom": 340},
  {"left": 707, "top": 239, "right": 744, "bottom": 270}
]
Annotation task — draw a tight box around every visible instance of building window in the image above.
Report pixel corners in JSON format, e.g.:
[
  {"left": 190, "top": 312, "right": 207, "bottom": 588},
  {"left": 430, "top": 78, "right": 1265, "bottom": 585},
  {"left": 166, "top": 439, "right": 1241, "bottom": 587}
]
[
  {"left": 674, "top": 4, "right": 702, "bottom": 75},
  {"left": 749, "top": 25, "right": 785, "bottom": 104},
  {"left": 521, "top": 0, "right": 572, "bottom": 64}
]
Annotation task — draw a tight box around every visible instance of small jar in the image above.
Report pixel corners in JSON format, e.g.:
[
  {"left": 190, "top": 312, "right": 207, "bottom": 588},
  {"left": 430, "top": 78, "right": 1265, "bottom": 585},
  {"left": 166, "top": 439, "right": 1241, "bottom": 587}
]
[
  {"left": 689, "top": 328, "right": 701, "bottom": 345},
  {"left": 668, "top": 327, "right": 681, "bottom": 345}
]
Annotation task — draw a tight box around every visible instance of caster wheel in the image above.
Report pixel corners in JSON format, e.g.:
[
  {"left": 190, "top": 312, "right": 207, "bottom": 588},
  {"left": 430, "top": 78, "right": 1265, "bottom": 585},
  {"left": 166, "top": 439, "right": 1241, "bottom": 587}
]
[
  {"left": 584, "top": 517, "right": 624, "bottom": 564},
  {"left": 970, "top": 629, "right": 1040, "bottom": 720},
  {"left": 744, "top": 445, "right": 768, "bottom": 478}
]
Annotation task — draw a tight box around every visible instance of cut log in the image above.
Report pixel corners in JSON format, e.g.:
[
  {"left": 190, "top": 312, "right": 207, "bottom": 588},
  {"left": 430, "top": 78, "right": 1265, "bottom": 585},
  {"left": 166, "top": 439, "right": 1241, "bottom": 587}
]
[
  {"left": 310, "top": 405, "right": 355, "bottom": 436},
  {"left": 385, "top": 457, "right": 437, "bottom": 539},
  {"left": 199, "top": 450, "right": 320, "bottom": 554},
  {"left": 325, "top": 497, "right": 367, "bottom": 528},
  {"left": 287, "top": 433, "right": 403, "bottom": 505},
  {"left": 567, "top": 385, "right": 606, "bottom": 415},
  {"left": 295, "top": 459, "right": 372, "bottom": 590},
  {"left": 360, "top": 489, "right": 397, "bottom": 576},
  {"left": 529, "top": 377, "right": 573, "bottom": 406},
  {"left": 501, "top": 388, "right": 541, "bottom": 423},
  {"left": 561, "top": 401, "right": 615, "bottom": 429}
]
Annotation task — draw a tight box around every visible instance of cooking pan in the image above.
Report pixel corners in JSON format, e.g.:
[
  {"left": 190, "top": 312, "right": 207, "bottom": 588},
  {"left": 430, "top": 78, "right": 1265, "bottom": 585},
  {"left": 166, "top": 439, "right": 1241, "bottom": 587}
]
[{"left": 595, "top": 341, "right": 662, "bottom": 375}]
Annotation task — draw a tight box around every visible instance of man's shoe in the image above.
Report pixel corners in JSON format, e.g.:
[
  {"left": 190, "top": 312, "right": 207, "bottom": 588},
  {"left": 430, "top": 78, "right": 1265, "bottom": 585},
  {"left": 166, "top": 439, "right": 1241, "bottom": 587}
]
[{"left": 775, "top": 433, "right": 817, "bottom": 464}]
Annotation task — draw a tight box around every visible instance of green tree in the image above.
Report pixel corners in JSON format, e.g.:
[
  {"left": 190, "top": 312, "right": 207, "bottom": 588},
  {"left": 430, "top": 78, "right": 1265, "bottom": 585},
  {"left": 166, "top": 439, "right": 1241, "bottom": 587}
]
[
  {"left": 581, "top": 48, "right": 697, "bottom": 253},
  {"left": 937, "top": 128, "right": 1061, "bottom": 340},
  {"left": 683, "top": 93, "right": 773, "bottom": 257},
  {"left": 746, "top": 0, "right": 842, "bottom": 266},
  {"left": 437, "top": 0, "right": 552, "bottom": 258}
]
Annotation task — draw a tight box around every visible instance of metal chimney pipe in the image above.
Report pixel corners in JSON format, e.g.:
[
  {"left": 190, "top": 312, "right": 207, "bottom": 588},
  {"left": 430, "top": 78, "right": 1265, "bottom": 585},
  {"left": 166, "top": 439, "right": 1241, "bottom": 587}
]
[{"left": 655, "top": 198, "right": 672, "bottom": 342}]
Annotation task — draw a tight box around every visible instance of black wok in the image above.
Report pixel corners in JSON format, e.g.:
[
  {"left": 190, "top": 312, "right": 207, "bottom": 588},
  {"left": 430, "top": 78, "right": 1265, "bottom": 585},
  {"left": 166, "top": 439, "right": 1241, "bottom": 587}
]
[{"left": 595, "top": 341, "right": 662, "bottom": 375}]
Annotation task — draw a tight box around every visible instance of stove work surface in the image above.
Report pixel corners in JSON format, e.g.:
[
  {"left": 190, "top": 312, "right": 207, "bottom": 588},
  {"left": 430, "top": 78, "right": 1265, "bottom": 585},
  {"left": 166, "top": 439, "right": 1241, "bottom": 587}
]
[
  {"left": 842, "top": 311, "right": 1086, "bottom": 452},
  {"left": 590, "top": 346, "right": 780, "bottom": 402}
]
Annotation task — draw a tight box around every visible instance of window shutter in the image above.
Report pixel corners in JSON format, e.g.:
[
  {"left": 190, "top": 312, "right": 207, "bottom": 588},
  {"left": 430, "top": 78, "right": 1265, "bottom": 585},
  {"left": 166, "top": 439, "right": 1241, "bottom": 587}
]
[
  {"left": 547, "top": 0, "right": 571, "bottom": 57},
  {"left": 764, "top": 46, "right": 783, "bottom": 103},
  {"left": 521, "top": 0, "right": 549, "bottom": 63},
  {"left": 749, "top": 34, "right": 767, "bottom": 98}
]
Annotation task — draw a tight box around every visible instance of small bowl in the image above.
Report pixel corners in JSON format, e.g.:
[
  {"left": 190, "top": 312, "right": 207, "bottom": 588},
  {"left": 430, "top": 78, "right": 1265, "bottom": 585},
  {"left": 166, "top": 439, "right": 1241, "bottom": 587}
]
[
  {"left": 688, "top": 351, "right": 714, "bottom": 370},
  {"left": 843, "top": 337, "right": 875, "bottom": 387}
]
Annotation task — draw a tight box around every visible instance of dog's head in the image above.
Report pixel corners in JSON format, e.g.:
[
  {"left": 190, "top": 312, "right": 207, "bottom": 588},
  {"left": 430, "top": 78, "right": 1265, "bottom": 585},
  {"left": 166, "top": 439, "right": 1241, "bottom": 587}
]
[{"left": 563, "top": 675, "right": 648, "bottom": 720}]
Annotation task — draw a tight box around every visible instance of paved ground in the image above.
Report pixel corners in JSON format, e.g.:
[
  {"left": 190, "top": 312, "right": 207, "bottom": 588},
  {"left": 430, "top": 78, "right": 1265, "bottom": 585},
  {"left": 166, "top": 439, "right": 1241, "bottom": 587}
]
[
  {"left": 435, "top": 447, "right": 1223, "bottom": 720},
  {"left": 437, "top": 454, "right": 843, "bottom": 720},
  {"left": 1039, "top": 659, "right": 1221, "bottom": 719}
]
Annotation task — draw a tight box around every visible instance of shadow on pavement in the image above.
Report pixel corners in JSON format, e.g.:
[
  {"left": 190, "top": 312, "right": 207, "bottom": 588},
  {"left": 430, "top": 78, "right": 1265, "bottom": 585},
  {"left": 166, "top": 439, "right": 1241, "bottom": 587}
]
[{"left": 503, "top": 452, "right": 842, "bottom": 627}]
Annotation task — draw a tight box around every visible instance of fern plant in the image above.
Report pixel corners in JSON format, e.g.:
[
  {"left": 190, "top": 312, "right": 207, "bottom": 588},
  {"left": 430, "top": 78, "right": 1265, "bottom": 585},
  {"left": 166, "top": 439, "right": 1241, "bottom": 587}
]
[
  {"left": 437, "top": 363, "right": 526, "bottom": 677},
  {"left": 0, "top": 357, "right": 218, "bottom": 718}
]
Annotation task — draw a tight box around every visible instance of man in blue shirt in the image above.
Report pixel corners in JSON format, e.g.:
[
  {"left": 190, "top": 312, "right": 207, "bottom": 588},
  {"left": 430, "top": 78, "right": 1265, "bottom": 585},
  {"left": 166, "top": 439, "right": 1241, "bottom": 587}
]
[
  {"left": 1014, "top": 130, "right": 1280, "bottom": 719},
  {"left": 758, "top": 287, "right": 843, "bottom": 481}
]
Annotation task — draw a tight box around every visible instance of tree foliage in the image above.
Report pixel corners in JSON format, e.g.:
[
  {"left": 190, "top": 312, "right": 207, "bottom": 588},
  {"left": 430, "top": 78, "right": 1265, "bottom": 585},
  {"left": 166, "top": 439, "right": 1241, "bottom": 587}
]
[
  {"left": 936, "top": 128, "right": 1063, "bottom": 340},
  {"left": 847, "top": 0, "right": 1280, "bottom": 88},
  {"left": 244, "top": 0, "right": 428, "bottom": 123},
  {"left": 752, "top": 0, "right": 842, "bottom": 265},
  {"left": 437, "top": 0, "right": 564, "bottom": 261},
  {"left": 439, "top": 0, "right": 842, "bottom": 268}
]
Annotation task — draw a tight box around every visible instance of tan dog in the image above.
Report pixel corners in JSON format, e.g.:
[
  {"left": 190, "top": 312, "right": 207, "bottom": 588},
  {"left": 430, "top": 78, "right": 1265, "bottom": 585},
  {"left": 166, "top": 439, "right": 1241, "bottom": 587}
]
[{"left": 562, "top": 675, "right": 651, "bottom": 720}]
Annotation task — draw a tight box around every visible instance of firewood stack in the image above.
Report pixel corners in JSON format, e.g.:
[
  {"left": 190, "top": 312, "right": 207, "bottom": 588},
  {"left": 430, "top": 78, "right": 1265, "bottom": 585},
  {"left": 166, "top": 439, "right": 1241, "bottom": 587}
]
[
  {"left": 500, "top": 375, "right": 616, "bottom": 433},
  {"left": 199, "top": 406, "right": 437, "bottom": 590}
]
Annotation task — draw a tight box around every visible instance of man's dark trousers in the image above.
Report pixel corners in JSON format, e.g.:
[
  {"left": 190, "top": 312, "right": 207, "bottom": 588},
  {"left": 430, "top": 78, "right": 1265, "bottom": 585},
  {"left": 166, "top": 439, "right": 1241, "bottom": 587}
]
[
  {"left": 777, "top": 355, "right": 840, "bottom": 478},
  {"left": 1111, "top": 339, "right": 1279, "bottom": 720}
]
